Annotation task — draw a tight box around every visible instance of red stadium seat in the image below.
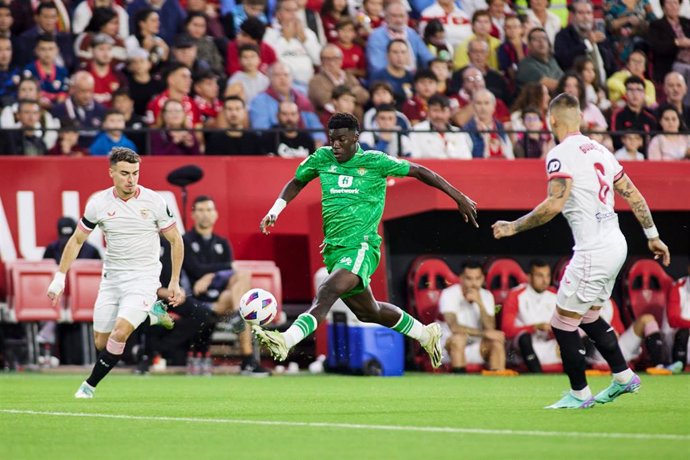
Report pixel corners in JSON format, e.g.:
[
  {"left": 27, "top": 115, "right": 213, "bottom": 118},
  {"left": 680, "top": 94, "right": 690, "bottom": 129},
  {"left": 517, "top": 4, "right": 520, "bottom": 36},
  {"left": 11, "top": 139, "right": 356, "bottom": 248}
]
[
  {"left": 233, "top": 260, "right": 283, "bottom": 326},
  {"left": 485, "top": 258, "right": 528, "bottom": 307},
  {"left": 624, "top": 259, "right": 673, "bottom": 327},
  {"left": 406, "top": 256, "right": 458, "bottom": 325},
  {"left": 6, "top": 260, "right": 61, "bottom": 322},
  {"left": 66, "top": 260, "right": 103, "bottom": 323}
]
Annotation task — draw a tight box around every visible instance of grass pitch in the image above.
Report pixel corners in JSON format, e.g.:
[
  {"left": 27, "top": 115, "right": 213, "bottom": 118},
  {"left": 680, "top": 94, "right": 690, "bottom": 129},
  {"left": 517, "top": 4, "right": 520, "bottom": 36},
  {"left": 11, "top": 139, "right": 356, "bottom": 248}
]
[{"left": 1, "top": 373, "right": 688, "bottom": 460}]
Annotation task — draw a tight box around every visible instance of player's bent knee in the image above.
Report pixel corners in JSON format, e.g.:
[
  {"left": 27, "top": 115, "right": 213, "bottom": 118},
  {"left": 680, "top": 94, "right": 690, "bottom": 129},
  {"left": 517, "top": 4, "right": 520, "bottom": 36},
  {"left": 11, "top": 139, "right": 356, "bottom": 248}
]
[
  {"left": 639, "top": 314, "right": 655, "bottom": 325},
  {"left": 449, "top": 333, "right": 468, "bottom": 349}
]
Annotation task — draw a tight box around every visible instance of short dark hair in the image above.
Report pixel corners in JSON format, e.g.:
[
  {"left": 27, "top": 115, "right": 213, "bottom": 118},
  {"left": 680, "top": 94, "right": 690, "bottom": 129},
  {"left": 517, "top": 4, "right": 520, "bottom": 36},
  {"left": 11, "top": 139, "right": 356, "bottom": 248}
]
[
  {"left": 336, "top": 18, "right": 356, "bottom": 30},
  {"left": 527, "top": 27, "right": 548, "bottom": 42},
  {"left": 162, "top": 62, "right": 190, "bottom": 86},
  {"left": 238, "top": 43, "right": 260, "bottom": 57},
  {"left": 193, "top": 195, "right": 214, "bottom": 208},
  {"left": 414, "top": 69, "right": 438, "bottom": 83},
  {"left": 112, "top": 87, "right": 132, "bottom": 100},
  {"left": 239, "top": 17, "right": 267, "bottom": 42},
  {"left": 529, "top": 259, "right": 550, "bottom": 272},
  {"left": 427, "top": 94, "right": 450, "bottom": 109},
  {"left": 36, "top": 1, "right": 58, "bottom": 16},
  {"left": 624, "top": 75, "right": 645, "bottom": 89},
  {"left": 548, "top": 92, "right": 580, "bottom": 113},
  {"left": 375, "top": 103, "right": 397, "bottom": 115},
  {"left": 387, "top": 38, "right": 408, "bottom": 52},
  {"left": 331, "top": 85, "right": 354, "bottom": 100},
  {"left": 109, "top": 147, "right": 140, "bottom": 165},
  {"left": 17, "top": 99, "right": 39, "bottom": 111},
  {"left": 0, "top": 2, "right": 10, "bottom": 13},
  {"left": 185, "top": 11, "right": 208, "bottom": 27},
  {"left": 194, "top": 69, "right": 217, "bottom": 84},
  {"left": 36, "top": 33, "right": 57, "bottom": 45},
  {"left": 370, "top": 80, "right": 394, "bottom": 96},
  {"left": 472, "top": 9, "right": 491, "bottom": 23},
  {"left": 224, "top": 95, "right": 245, "bottom": 107},
  {"left": 328, "top": 112, "right": 359, "bottom": 132},
  {"left": 460, "top": 259, "right": 483, "bottom": 274},
  {"left": 103, "top": 108, "right": 123, "bottom": 120}
]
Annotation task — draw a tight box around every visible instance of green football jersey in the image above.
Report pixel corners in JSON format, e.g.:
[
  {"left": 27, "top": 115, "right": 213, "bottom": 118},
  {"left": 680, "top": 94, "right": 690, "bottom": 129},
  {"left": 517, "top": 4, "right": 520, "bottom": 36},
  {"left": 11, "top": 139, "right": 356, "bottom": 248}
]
[{"left": 295, "top": 145, "right": 410, "bottom": 247}]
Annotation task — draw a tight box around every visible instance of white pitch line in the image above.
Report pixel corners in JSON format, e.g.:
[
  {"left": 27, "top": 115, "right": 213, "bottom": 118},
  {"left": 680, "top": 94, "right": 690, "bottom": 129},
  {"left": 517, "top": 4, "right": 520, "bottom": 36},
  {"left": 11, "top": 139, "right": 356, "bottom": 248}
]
[{"left": 1, "top": 409, "right": 688, "bottom": 442}]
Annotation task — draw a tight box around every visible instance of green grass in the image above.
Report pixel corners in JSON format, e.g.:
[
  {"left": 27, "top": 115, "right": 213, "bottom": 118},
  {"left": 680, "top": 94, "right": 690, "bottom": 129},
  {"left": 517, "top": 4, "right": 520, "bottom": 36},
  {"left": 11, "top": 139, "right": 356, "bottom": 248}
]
[{"left": 1, "top": 373, "right": 689, "bottom": 460}]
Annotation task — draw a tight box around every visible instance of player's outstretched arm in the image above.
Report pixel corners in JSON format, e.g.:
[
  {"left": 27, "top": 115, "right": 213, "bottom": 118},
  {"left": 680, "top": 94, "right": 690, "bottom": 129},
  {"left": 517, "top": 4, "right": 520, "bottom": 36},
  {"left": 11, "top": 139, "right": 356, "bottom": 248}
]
[
  {"left": 47, "top": 226, "right": 90, "bottom": 306},
  {"left": 407, "top": 163, "right": 478, "bottom": 227},
  {"left": 613, "top": 174, "right": 671, "bottom": 266},
  {"left": 162, "top": 225, "right": 185, "bottom": 307},
  {"left": 492, "top": 177, "right": 572, "bottom": 239},
  {"left": 260, "top": 178, "right": 307, "bottom": 235}
]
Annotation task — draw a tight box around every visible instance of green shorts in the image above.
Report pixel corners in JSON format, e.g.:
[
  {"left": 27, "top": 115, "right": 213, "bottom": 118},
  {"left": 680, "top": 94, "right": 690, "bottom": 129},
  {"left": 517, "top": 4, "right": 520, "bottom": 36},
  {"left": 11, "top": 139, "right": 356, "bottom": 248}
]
[{"left": 322, "top": 242, "right": 381, "bottom": 298}]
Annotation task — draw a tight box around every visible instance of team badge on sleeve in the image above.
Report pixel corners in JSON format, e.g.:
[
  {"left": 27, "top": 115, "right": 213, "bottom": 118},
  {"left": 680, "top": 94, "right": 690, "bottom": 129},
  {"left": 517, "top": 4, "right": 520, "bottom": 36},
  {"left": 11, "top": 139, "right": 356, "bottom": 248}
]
[{"left": 547, "top": 159, "right": 562, "bottom": 174}]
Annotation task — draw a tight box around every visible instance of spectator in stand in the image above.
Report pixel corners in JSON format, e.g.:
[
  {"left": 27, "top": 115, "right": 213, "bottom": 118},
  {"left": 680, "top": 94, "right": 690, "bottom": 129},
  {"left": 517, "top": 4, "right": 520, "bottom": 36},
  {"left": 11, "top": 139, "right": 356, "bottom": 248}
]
[
  {"left": 362, "top": 80, "right": 411, "bottom": 131},
  {"left": 296, "top": 0, "right": 327, "bottom": 46},
  {"left": 317, "top": 84, "right": 358, "bottom": 127},
  {"left": 224, "top": 0, "right": 269, "bottom": 39},
  {"left": 127, "top": 0, "right": 186, "bottom": 46},
  {"left": 557, "top": 72, "right": 612, "bottom": 151},
  {"left": 170, "top": 34, "right": 211, "bottom": 77},
  {"left": 206, "top": 95, "right": 263, "bottom": 155},
  {"left": 183, "top": 12, "right": 226, "bottom": 79},
  {"left": 0, "top": 76, "right": 59, "bottom": 150},
  {"left": 147, "top": 63, "right": 201, "bottom": 128},
  {"left": 366, "top": 2, "right": 434, "bottom": 75},
  {"left": 51, "top": 71, "right": 106, "bottom": 147},
  {"left": 525, "top": 0, "right": 561, "bottom": 45},
  {"left": 125, "top": 48, "right": 165, "bottom": 117},
  {"left": 73, "top": 0, "right": 130, "bottom": 39},
  {"left": 452, "top": 38, "right": 512, "bottom": 108},
  {"left": 225, "top": 17, "right": 277, "bottom": 77},
  {"left": 574, "top": 55, "right": 611, "bottom": 113},
  {"left": 429, "top": 57, "right": 451, "bottom": 95},
  {"left": 263, "top": 0, "right": 321, "bottom": 93},
  {"left": 410, "top": 94, "right": 473, "bottom": 159},
  {"left": 369, "top": 39, "right": 415, "bottom": 107},
  {"left": 438, "top": 260, "right": 509, "bottom": 373},
  {"left": 613, "top": 130, "right": 645, "bottom": 161},
  {"left": 513, "top": 106, "right": 554, "bottom": 158},
  {"left": 0, "top": 35, "right": 17, "bottom": 104},
  {"left": 249, "top": 62, "right": 326, "bottom": 145},
  {"left": 193, "top": 70, "right": 223, "bottom": 127},
  {"left": 648, "top": 0, "right": 690, "bottom": 98},
  {"left": 187, "top": 0, "right": 225, "bottom": 39},
  {"left": 0, "top": 3, "right": 17, "bottom": 70},
  {"left": 226, "top": 44, "right": 269, "bottom": 104},
  {"left": 359, "top": 103, "right": 416, "bottom": 157},
  {"left": 111, "top": 88, "right": 147, "bottom": 154},
  {"left": 17, "top": 2, "right": 74, "bottom": 71},
  {"left": 125, "top": 8, "right": 170, "bottom": 68},
  {"left": 501, "top": 260, "right": 559, "bottom": 373},
  {"left": 308, "top": 44, "right": 369, "bottom": 123},
  {"left": 607, "top": 50, "right": 656, "bottom": 109},
  {"left": 418, "top": 0, "right": 472, "bottom": 50},
  {"left": 261, "top": 100, "right": 315, "bottom": 157},
  {"left": 150, "top": 99, "right": 201, "bottom": 155},
  {"left": 510, "top": 81, "right": 550, "bottom": 133},
  {"left": 334, "top": 18, "right": 366, "bottom": 79},
  {"left": 402, "top": 69, "right": 438, "bottom": 126},
  {"left": 516, "top": 27, "right": 563, "bottom": 92},
  {"left": 464, "top": 88, "right": 513, "bottom": 159},
  {"left": 453, "top": 10, "right": 500, "bottom": 71},
  {"left": 74, "top": 7, "right": 128, "bottom": 67},
  {"left": 647, "top": 105, "right": 690, "bottom": 160},
  {"left": 487, "top": 0, "right": 510, "bottom": 41},
  {"left": 47, "top": 119, "right": 87, "bottom": 156},
  {"left": 422, "top": 18, "right": 454, "bottom": 63},
  {"left": 23, "top": 34, "right": 69, "bottom": 109},
  {"left": 89, "top": 109, "right": 138, "bottom": 156},
  {"left": 668, "top": 261, "right": 690, "bottom": 367},
  {"left": 356, "top": 0, "right": 385, "bottom": 42},
  {"left": 553, "top": 0, "right": 614, "bottom": 81},
  {"left": 0, "top": 99, "right": 47, "bottom": 155},
  {"left": 605, "top": 0, "right": 656, "bottom": 66},
  {"left": 661, "top": 72, "right": 690, "bottom": 129},
  {"left": 611, "top": 76, "right": 658, "bottom": 154},
  {"left": 450, "top": 65, "right": 510, "bottom": 127},
  {"left": 321, "top": 0, "right": 348, "bottom": 43},
  {"left": 84, "top": 34, "right": 128, "bottom": 108},
  {"left": 497, "top": 15, "right": 527, "bottom": 96}
]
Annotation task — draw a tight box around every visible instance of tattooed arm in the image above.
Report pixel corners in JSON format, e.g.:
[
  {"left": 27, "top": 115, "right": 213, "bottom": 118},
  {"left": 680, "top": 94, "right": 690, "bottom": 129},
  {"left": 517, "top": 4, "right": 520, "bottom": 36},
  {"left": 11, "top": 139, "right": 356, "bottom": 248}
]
[
  {"left": 492, "top": 177, "right": 572, "bottom": 239},
  {"left": 613, "top": 174, "right": 671, "bottom": 266}
]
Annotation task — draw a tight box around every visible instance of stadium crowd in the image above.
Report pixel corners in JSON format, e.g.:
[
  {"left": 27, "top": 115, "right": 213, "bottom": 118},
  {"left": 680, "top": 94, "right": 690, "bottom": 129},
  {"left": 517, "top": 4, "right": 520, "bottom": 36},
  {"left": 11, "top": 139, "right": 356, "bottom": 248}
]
[{"left": 0, "top": 0, "right": 689, "bottom": 159}]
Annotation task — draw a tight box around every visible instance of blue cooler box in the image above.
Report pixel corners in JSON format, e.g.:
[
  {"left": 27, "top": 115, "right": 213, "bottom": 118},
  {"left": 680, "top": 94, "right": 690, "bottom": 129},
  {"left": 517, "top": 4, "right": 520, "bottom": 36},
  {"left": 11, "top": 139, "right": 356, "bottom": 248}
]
[{"left": 326, "top": 311, "right": 404, "bottom": 377}]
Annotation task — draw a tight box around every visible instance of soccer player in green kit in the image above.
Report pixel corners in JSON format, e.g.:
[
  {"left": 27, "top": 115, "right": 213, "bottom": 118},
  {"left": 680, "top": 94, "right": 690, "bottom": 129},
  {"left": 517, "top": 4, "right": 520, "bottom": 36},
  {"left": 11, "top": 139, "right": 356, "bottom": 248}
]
[{"left": 253, "top": 113, "right": 478, "bottom": 368}]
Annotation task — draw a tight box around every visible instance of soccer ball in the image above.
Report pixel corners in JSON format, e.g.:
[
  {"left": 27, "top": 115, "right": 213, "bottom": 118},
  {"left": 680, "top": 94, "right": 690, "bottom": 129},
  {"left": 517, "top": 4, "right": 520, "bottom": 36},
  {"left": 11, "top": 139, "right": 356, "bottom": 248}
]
[{"left": 239, "top": 288, "right": 278, "bottom": 326}]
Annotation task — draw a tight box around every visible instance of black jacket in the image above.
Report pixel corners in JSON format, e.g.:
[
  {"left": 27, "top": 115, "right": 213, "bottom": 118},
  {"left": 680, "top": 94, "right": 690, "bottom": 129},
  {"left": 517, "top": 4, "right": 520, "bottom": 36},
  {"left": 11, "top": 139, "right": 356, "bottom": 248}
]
[
  {"left": 647, "top": 17, "right": 690, "bottom": 83},
  {"left": 182, "top": 228, "right": 233, "bottom": 286},
  {"left": 554, "top": 25, "right": 615, "bottom": 77}
]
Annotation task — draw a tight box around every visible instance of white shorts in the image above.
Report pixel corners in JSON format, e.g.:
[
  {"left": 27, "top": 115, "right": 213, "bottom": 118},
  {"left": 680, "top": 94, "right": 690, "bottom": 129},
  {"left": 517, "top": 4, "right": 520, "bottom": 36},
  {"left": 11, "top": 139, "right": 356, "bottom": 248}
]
[
  {"left": 93, "top": 270, "right": 160, "bottom": 333},
  {"left": 440, "top": 323, "right": 485, "bottom": 365},
  {"left": 590, "top": 326, "right": 642, "bottom": 363},
  {"left": 557, "top": 235, "right": 627, "bottom": 315}
]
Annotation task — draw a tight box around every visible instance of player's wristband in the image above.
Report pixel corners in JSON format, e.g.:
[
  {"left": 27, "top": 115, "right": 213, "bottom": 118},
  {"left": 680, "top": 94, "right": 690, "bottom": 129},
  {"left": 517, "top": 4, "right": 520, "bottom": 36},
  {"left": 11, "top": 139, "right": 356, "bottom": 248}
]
[
  {"left": 48, "top": 272, "right": 66, "bottom": 295},
  {"left": 643, "top": 226, "right": 659, "bottom": 240},
  {"left": 268, "top": 198, "right": 287, "bottom": 218},
  {"left": 53, "top": 272, "right": 66, "bottom": 284}
]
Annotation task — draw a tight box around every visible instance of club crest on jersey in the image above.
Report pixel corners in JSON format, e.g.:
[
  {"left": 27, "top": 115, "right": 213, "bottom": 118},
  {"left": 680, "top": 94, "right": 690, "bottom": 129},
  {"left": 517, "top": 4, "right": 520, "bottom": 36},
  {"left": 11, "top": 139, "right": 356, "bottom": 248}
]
[
  {"left": 358, "top": 168, "right": 367, "bottom": 176},
  {"left": 139, "top": 208, "right": 150, "bottom": 219},
  {"left": 547, "top": 159, "right": 561, "bottom": 174}
]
